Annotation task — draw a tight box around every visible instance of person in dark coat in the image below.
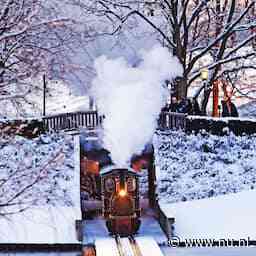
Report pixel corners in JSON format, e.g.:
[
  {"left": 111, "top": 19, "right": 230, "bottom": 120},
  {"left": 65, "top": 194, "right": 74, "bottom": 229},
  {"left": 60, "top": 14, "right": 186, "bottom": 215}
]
[
  {"left": 177, "top": 98, "right": 192, "bottom": 114},
  {"left": 221, "top": 96, "right": 239, "bottom": 117},
  {"left": 170, "top": 96, "right": 179, "bottom": 112}
]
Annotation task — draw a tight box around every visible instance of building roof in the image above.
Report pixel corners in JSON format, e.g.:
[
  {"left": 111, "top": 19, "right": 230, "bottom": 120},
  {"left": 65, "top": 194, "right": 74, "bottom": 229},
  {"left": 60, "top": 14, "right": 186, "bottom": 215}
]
[{"left": 100, "top": 165, "right": 139, "bottom": 177}]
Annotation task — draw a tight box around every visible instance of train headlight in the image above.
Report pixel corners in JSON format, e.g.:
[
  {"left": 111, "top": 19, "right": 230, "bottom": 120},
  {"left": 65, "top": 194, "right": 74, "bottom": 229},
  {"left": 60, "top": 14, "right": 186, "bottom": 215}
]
[{"left": 118, "top": 189, "right": 127, "bottom": 197}]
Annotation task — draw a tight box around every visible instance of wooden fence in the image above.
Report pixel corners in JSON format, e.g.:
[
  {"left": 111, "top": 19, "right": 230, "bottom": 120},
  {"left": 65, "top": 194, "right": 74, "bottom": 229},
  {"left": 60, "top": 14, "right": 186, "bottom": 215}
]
[
  {"left": 5, "top": 110, "right": 254, "bottom": 135},
  {"left": 42, "top": 111, "right": 103, "bottom": 131},
  {"left": 158, "top": 111, "right": 187, "bottom": 130},
  {"left": 43, "top": 111, "right": 187, "bottom": 132}
]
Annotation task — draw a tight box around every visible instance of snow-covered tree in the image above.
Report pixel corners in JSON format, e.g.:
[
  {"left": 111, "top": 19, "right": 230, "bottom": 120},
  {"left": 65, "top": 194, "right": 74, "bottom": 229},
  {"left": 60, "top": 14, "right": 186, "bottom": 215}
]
[
  {"left": 74, "top": 0, "right": 256, "bottom": 112},
  {"left": 0, "top": 0, "right": 84, "bottom": 116}
]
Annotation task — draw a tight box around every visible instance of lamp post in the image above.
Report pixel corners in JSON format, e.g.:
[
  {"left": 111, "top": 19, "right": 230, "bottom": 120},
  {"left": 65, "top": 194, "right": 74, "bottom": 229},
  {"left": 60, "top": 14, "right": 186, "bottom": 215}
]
[
  {"left": 201, "top": 69, "right": 209, "bottom": 83},
  {"left": 0, "top": 60, "right": 4, "bottom": 83},
  {"left": 43, "top": 74, "right": 46, "bottom": 116},
  {"left": 200, "top": 69, "right": 209, "bottom": 94}
]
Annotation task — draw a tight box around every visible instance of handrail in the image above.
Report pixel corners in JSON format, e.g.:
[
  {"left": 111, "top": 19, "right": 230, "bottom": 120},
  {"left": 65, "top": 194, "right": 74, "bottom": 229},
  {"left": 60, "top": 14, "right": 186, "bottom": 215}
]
[
  {"left": 158, "top": 111, "right": 187, "bottom": 130},
  {"left": 42, "top": 111, "right": 103, "bottom": 131},
  {"left": 1, "top": 111, "right": 186, "bottom": 133}
]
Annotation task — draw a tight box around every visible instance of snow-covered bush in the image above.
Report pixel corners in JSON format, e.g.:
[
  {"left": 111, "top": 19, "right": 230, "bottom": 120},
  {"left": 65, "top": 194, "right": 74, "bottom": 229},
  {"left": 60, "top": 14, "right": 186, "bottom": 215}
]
[
  {"left": 0, "top": 133, "right": 74, "bottom": 216},
  {"left": 154, "top": 130, "right": 256, "bottom": 203}
]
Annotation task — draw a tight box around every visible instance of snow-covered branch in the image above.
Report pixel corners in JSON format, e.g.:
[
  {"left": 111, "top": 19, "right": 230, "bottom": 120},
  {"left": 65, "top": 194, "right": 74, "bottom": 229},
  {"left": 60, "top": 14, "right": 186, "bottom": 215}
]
[
  {"left": 78, "top": 0, "right": 255, "bottom": 101},
  {"left": 189, "top": 50, "right": 256, "bottom": 85},
  {"left": 0, "top": 0, "right": 87, "bottom": 117},
  {"left": 0, "top": 133, "right": 74, "bottom": 216},
  {"left": 187, "top": 1, "right": 255, "bottom": 75},
  {"left": 0, "top": 89, "right": 30, "bottom": 101}
]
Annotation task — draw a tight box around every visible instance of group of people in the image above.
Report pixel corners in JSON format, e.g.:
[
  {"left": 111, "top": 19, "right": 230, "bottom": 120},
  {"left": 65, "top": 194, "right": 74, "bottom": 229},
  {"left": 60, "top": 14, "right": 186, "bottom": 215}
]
[
  {"left": 161, "top": 97, "right": 202, "bottom": 116},
  {"left": 162, "top": 96, "right": 239, "bottom": 117}
]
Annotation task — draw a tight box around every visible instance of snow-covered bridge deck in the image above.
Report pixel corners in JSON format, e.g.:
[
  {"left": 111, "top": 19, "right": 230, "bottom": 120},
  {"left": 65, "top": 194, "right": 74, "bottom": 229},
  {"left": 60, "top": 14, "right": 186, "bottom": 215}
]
[
  {"left": 95, "top": 236, "right": 164, "bottom": 256},
  {"left": 82, "top": 212, "right": 166, "bottom": 246}
]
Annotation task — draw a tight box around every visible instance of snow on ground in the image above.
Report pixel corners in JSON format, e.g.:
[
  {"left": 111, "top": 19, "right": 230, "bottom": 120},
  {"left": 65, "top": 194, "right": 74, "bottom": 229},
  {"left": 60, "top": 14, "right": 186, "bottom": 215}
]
[
  {"left": 41, "top": 81, "right": 90, "bottom": 115},
  {"left": 160, "top": 189, "right": 256, "bottom": 240},
  {"left": 0, "top": 80, "right": 89, "bottom": 119},
  {"left": 238, "top": 101, "right": 256, "bottom": 118},
  {"left": 0, "top": 206, "right": 80, "bottom": 243},
  {"left": 153, "top": 130, "right": 256, "bottom": 204},
  {"left": 154, "top": 129, "right": 256, "bottom": 241},
  {"left": 0, "top": 133, "right": 81, "bottom": 243},
  {"left": 136, "top": 237, "right": 164, "bottom": 256}
]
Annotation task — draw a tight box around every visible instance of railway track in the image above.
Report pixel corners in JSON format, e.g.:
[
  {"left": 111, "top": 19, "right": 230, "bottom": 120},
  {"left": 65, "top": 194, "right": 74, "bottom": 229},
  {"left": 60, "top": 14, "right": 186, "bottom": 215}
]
[
  {"left": 96, "top": 235, "right": 163, "bottom": 256},
  {"left": 115, "top": 235, "right": 142, "bottom": 256}
]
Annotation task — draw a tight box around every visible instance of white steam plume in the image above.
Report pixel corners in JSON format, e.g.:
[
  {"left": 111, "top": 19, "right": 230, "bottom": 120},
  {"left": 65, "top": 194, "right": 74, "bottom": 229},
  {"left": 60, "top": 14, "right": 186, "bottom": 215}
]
[{"left": 92, "top": 45, "right": 183, "bottom": 166}]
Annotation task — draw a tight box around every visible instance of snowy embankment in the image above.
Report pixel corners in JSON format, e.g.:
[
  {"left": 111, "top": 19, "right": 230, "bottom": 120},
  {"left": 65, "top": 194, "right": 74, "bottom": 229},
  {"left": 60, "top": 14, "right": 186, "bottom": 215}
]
[
  {"left": 0, "top": 134, "right": 81, "bottom": 244},
  {"left": 238, "top": 101, "right": 256, "bottom": 118},
  {"left": 160, "top": 189, "right": 256, "bottom": 240},
  {"left": 154, "top": 130, "right": 256, "bottom": 240},
  {"left": 154, "top": 130, "right": 256, "bottom": 204}
]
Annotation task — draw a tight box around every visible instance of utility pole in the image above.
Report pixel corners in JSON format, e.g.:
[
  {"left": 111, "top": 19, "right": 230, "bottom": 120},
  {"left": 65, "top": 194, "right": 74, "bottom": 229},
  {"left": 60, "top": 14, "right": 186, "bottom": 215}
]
[{"left": 43, "top": 74, "right": 46, "bottom": 116}]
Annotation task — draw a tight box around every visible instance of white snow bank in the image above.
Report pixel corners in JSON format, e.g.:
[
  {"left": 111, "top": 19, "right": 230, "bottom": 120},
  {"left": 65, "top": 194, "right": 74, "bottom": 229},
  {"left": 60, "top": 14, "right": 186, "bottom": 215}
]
[
  {"left": 238, "top": 101, "right": 256, "bottom": 118},
  {"left": 154, "top": 130, "right": 256, "bottom": 204},
  {"left": 0, "top": 206, "right": 80, "bottom": 244},
  {"left": 160, "top": 188, "right": 256, "bottom": 240}
]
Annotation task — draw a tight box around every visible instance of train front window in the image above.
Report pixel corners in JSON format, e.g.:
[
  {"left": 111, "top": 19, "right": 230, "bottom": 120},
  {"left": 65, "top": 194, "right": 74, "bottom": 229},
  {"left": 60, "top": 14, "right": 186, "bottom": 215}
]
[
  {"left": 127, "top": 177, "right": 136, "bottom": 192},
  {"left": 105, "top": 177, "right": 115, "bottom": 193}
]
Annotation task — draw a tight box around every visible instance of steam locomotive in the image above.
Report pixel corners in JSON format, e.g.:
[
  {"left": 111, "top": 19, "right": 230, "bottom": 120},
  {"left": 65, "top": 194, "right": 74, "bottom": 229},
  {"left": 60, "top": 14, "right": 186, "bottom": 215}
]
[
  {"left": 101, "top": 167, "right": 141, "bottom": 236},
  {"left": 80, "top": 129, "right": 154, "bottom": 236}
]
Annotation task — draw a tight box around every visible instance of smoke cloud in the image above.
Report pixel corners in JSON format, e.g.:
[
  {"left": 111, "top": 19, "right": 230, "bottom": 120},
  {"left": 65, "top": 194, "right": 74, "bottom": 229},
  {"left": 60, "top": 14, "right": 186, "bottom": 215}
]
[{"left": 92, "top": 45, "right": 183, "bottom": 166}]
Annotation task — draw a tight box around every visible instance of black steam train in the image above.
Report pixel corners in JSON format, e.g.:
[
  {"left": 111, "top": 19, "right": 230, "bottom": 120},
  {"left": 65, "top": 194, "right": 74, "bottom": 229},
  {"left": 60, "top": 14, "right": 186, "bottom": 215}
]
[
  {"left": 80, "top": 129, "right": 154, "bottom": 236},
  {"left": 101, "top": 167, "right": 141, "bottom": 236}
]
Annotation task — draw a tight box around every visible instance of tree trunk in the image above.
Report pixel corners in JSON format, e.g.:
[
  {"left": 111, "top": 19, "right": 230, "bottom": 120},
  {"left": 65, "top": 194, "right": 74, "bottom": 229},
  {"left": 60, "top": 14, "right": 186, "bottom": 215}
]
[{"left": 176, "top": 77, "right": 187, "bottom": 100}]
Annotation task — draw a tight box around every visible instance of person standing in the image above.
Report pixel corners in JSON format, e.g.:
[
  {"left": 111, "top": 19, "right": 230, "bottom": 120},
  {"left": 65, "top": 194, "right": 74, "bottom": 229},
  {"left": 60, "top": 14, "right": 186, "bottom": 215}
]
[
  {"left": 170, "top": 96, "right": 179, "bottom": 112},
  {"left": 221, "top": 96, "right": 239, "bottom": 117}
]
